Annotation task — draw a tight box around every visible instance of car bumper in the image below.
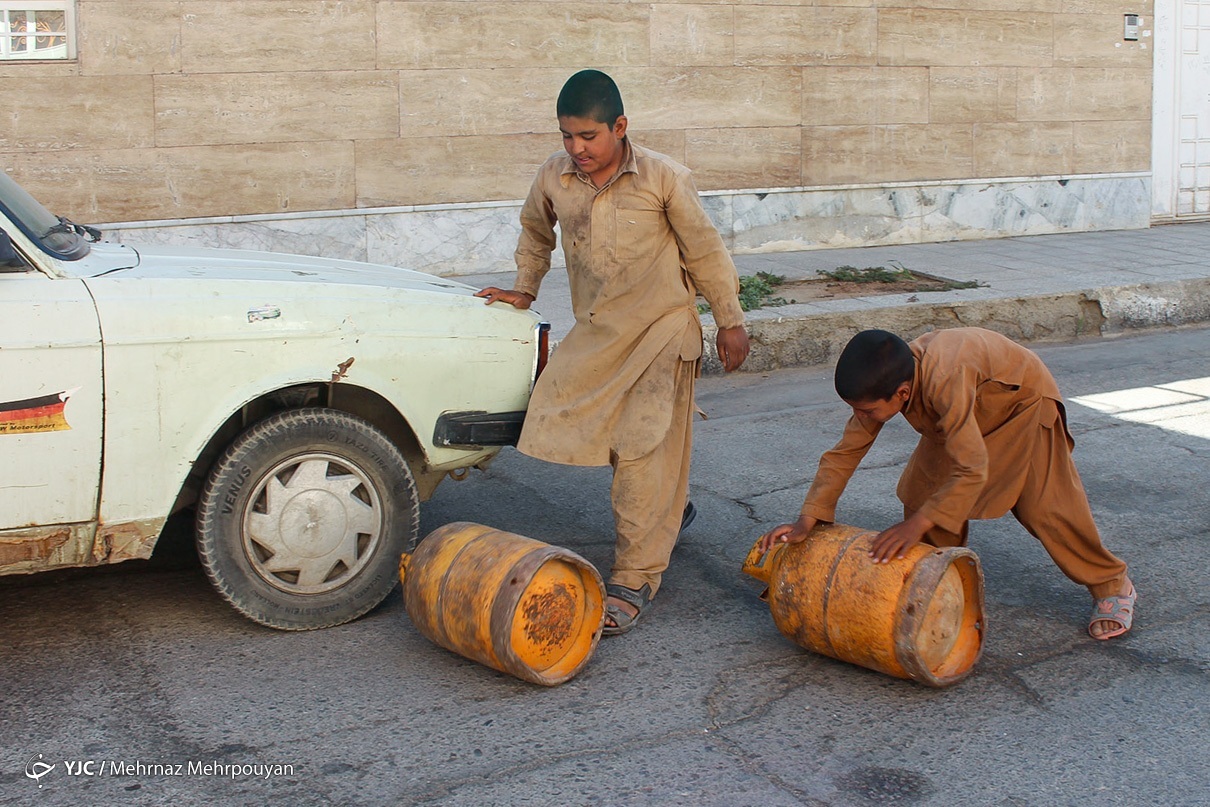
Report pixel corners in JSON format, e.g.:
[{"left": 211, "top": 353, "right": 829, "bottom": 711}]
[{"left": 433, "top": 410, "right": 526, "bottom": 448}]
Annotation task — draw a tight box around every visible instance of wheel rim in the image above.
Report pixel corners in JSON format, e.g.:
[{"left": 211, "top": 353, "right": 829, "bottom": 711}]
[{"left": 241, "top": 452, "right": 384, "bottom": 595}]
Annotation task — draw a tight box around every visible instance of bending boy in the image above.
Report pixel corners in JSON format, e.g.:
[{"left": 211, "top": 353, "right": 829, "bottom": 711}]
[
  {"left": 760, "top": 328, "right": 1135, "bottom": 640},
  {"left": 477, "top": 70, "right": 749, "bottom": 635}
]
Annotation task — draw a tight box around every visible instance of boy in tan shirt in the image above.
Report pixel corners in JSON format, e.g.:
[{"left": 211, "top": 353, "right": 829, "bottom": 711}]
[
  {"left": 760, "top": 328, "right": 1136, "bottom": 640},
  {"left": 478, "top": 70, "right": 749, "bottom": 635}
]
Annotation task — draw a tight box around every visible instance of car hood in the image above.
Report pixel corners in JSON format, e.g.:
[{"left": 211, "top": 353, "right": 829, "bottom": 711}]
[{"left": 70, "top": 242, "right": 476, "bottom": 296}]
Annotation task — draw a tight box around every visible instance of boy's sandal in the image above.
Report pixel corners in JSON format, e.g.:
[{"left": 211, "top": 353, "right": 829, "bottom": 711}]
[
  {"left": 680, "top": 501, "right": 697, "bottom": 535},
  {"left": 603, "top": 583, "right": 653, "bottom": 637},
  {"left": 673, "top": 501, "right": 696, "bottom": 550},
  {"left": 1089, "top": 584, "right": 1136, "bottom": 640}
]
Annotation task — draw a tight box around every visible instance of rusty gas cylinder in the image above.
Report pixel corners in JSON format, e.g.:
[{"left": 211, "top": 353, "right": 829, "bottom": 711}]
[
  {"left": 742, "top": 523, "right": 985, "bottom": 687},
  {"left": 399, "top": 522, "right": 605, "bottom": 686}
]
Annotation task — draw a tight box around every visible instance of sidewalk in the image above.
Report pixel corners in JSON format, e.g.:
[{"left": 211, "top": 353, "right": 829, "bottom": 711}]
[{"left": 462, "top": 221, "right": 1210, "bottom": 373}]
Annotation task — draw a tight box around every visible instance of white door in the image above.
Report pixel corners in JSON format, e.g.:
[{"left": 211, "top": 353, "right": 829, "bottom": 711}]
[
  {"left": 0, "top": 267, "right": 103, "bottom": 531},
  {"left": 1154, "top": 0, "right": 1210, "bottom": 218}
]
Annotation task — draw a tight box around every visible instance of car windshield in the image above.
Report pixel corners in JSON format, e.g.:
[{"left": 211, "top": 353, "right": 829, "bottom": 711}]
[{"left": 0, "top": 170, "right": 91, "bottom": 260}]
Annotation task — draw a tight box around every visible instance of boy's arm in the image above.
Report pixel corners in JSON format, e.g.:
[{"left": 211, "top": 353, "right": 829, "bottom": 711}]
[
  {"left": 513, "top": 175, "right": 558, "bottom": 300},
  {"left": 869, "top": 371, "right": 986, "bottom": 562},
  {"left": 664, "top": 169, "right": 745, "bottom": 330},
  {"left": 911, "top": 366, "right": 988, "bottom": 534},
  {"left": 478, "top": 173, "right": 556, "bottom": 308},
  {"left": 758, "top": 415, "right": 880, "bottom": 552},
  {"left": 800, "top": 414, "right": 882, "bottom": 523}
]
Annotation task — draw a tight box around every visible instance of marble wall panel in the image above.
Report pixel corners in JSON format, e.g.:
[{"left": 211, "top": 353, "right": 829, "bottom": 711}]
[
  {"left": 1076, "top": 176, "right": 1151, "bottom": 229},
  {"left": 880, "top": 125, "right": 975, "bottom": 182},
  {"left": 929, "top": 177, "right": 1150, "bottom": 235},
  {"left": 397, "top": 67, "right": 798, "bottom": 139},
  {"left": 376, "top": 2, "right": 650, "bottom": 69},
  {"left": 650, "top": 4, "right": 735, "bottom": 66},
  {"left": 802, "top": 67, "right": 929, "bottom": 125},
  {"left": 814, "top": 0, "right": 876, "bottom": 7},
  {"left": 803, "top": 125, "right": 973, "bottom": 185},
  {"left": 629, "top": 130, "right": 688, "bottom": 165},
  {"left": 927, "top": 183, "right": 1075, "bottom": 237},
  {"left": 610, "top": 67, "right": 802, "bottom": 130},
  {"left": 685, "top": 128, "right": 802, "bottom": 190},
  {"left": 1061, "top": 0, "right": 1153, "bottom": 14},
  {"left": 973, "top": 122, "right": 1074, "bottom": 177},
  {"left": 108, "top": 215, "right": 371, "bottom": 264},
  {"left": 802, "top": 127, "right": 879, "bottom": 185},
  {"left": 92, "top": 177, "right": 1151, "bottom": 277},
  {"left": 1017, "top": 68, "right": 1152, "bottom": 121},
  {"left": 716, "top": 177, "right": 1147, "bottom": 255},
  {"left": 1073, "top": 119, "right": 1151, "bottom": 173},
  {"left": 724, "top": 187, "right": 924, "bottom": 252},
  {"left": 154, "top": 72, "right": 400, "bottom": 147},
  {"left": 0, "top": 77, "right": 154, "bottom": 151},
  {"left": 179, "top": 0, "right": 377, "bottom": 74},
  {"left": 355, "top": 134, "right": 552, "bottom": 208},
  {"left": 733, "top": 7, "right": 877, "bottom": 66},
  {"left": 1053, "top": 14, "right": 1153, "bottom": 67},
  {"left": 661, "top": 0, "right": 813, "bottom": 4},
  {"left": 0, "top": 61, "right": 78, "bottom": 79},
  {"left": 929, "top": 68, "right": 1018, "bottom": 123},
  {"left": 878, "top": 10, "right": 1053, "bottom": 67},
  {"left": 878, "top": 0, "right": 1058, "bottom": 8},
  {"left": 3, "top": 1, "right": 1156, "bottom": 233},
  {"left": 8, "top": 143, "right": 356, "bottom": 222},
  {"left": 399, "top": 69, "right": 566, "bottom": 139},
  {"left": 367, "top": 207, "right": 526, "bottom": 276},
  {"left": 77, "top": 1, "right": 182, "bottom": 76}
]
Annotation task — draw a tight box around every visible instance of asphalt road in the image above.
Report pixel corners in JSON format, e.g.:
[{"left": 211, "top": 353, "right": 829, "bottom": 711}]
[{"left": 2, "top": 326, "right": 1208, "bottom": 806}]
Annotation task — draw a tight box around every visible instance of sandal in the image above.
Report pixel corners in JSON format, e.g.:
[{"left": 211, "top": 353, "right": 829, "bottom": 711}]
[
  {"left": 1089, "top": 584, "right": 1136, "bottom": 640},
  {"left": 675, "top": 501, "right": 696, "bottom": 548},
  {"left": 603, "top": 583, "right": 653, "bottom": 636}
]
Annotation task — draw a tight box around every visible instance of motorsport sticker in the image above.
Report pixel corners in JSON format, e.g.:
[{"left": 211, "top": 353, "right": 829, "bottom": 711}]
[{"left": 0, "top": 388, "right": 78, "bottom": 435}]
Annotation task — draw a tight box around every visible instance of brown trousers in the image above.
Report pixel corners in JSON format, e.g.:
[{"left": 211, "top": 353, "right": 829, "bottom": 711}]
[
  {"left": 608, "top": 359, "right": 696, "bottom": 596},
  {"left": 913, "top": 402, "right": 1129, "bottom": 599}
]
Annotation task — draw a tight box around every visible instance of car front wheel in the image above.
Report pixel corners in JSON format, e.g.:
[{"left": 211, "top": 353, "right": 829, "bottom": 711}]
[{"left": 196, "top": 408, "right": 418, "bottom": 630}]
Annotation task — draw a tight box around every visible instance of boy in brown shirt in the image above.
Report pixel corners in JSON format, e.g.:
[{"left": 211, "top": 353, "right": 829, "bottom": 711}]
[
  {"left": 477, "top": 70, "right": 750, "bottom": 635},
  {"left": 759, "top": 328, "right": 1136, "bottom": 640}
]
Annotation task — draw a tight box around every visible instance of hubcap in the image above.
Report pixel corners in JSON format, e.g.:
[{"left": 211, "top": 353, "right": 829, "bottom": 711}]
[{"left": 242, "top": 453, "right": 383, "bottom": 595}]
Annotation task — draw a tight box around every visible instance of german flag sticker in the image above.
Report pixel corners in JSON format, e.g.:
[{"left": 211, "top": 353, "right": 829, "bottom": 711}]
[{"left": 0, "top": 389, "right": 78, "bottom": 435}]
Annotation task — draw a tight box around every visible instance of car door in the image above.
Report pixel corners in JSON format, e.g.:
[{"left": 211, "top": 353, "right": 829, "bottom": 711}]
[{"left": 0, "top": 261, "right": 104, "bottom": 569}]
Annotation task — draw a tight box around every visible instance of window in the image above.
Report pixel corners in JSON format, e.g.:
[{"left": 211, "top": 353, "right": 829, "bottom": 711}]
[{"left": 0, "top": 2, "right": 75, "bottom": 61}]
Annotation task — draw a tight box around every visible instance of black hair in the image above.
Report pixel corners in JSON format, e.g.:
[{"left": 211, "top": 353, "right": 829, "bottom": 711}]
[
  {"left": 557, "top": 70, "right": 624, "bottom": 126},
  {"left": 834, "top": 330, "right": 915, "bottom": 402}
]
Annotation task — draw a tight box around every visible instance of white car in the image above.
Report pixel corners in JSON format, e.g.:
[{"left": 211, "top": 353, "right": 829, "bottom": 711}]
[{"left": 0, "top": 171, "right": 548, "bottom": 629}]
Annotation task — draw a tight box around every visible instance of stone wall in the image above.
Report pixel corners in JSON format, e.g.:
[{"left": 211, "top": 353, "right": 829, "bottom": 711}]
[{"left": 1, "top": 0, "right": 1154, "bottom": 274}]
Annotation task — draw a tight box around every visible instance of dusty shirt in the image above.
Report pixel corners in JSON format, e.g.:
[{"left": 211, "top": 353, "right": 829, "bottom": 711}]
[
  {"left": 513, "top": 140, "right": 744, "bottom": 466},
  {"left": 801, "top": 328, "right": 1066, "bottom": 534}
]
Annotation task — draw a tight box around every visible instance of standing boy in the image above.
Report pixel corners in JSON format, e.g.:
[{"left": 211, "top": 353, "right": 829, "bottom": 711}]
[
  {"left": 477, "top": 70, "right": 750, "bottom": 635},
  {"left": 759, "top": 328, "right": 1136, "bottom": 640}
]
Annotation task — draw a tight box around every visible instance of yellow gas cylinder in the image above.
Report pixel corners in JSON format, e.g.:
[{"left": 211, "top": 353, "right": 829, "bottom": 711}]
[
  {"left": 399, "top": 522, "right": 605, "bottom": 686},
  {"left": 742, "top": 523, "right": 984, "bottom": 687}
]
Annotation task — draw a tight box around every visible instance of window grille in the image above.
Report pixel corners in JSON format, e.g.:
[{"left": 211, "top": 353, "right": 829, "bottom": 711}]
[{"left": 0, "top": 2, "right": 75, "bottom": 60}]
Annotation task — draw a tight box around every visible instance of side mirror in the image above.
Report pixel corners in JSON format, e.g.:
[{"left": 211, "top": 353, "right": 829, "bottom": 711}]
[{"left": 0, "top": 229, "right": 30, "bottom": 271}]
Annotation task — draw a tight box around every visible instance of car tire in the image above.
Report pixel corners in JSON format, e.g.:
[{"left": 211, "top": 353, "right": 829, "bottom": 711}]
[{"left": 196, "top": 408, "right": 418, "bottom": 630}]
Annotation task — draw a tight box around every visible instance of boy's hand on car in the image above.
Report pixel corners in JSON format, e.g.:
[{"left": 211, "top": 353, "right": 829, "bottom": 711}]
[
  {"left": 475, "top": 287, "right": 535, "bottom": 309},
  {"left": 716, "top": 325, "right": 750, "bottom": 372},
  {"left": 869, "top": 512, "right": 934, "bottom": 563},
  {"left": 757, "top": 515, "right": 818, "bottom": 554}
]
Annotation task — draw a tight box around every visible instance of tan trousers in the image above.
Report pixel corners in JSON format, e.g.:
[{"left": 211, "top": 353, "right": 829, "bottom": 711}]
[
  {"left": 608, "top": 359, "right": 696, "bottom": 596},
  {"left": 912, "top": 402, "right": 1129, "bottom": 599}
]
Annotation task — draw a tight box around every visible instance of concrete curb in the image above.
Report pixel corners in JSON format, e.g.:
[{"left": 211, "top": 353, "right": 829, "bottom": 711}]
[{"left": 697, "top": 276, "right": 1210, "bottom": 375}]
